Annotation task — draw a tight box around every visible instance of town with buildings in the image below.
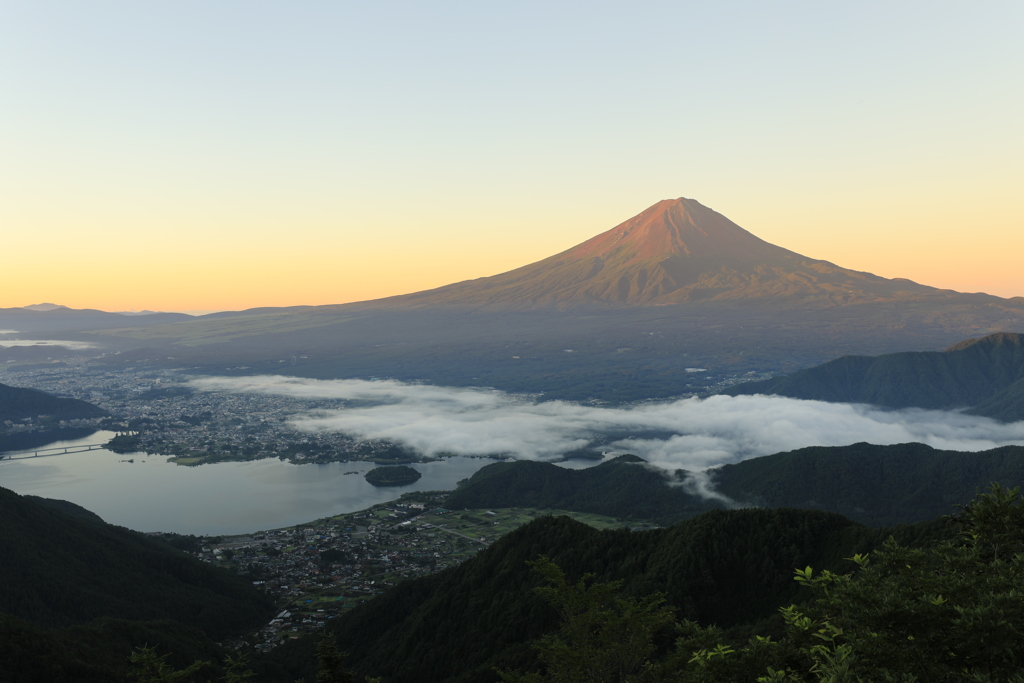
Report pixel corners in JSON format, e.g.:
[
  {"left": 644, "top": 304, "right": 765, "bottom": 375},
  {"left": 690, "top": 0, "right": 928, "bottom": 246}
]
[
  {"left": 0, "top": 358, "right": 422, "bottom": 464},
  {"left": 1, "top": 355, "right": 765, "bottom": 465},
  {"left": 178, "top": 495, "right": 634, "bottom": 651}
]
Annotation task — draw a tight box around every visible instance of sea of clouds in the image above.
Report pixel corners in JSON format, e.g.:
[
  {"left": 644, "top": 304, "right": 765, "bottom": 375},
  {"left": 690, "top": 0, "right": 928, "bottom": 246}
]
[
  {"left": 0, "top": 339, "right": 96, "bottom": 349},
  {"left": 0, "top": 339, "right": 95, "bottom": 350},
  {"left": 188, "top": 376, "right": 1024, "bottom": 473}
]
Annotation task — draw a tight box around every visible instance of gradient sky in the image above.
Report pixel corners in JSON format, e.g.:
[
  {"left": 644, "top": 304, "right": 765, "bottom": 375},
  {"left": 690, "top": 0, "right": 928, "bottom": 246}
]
[{"left": 3, "top": 1, "right": 1022, "bottom": 313}]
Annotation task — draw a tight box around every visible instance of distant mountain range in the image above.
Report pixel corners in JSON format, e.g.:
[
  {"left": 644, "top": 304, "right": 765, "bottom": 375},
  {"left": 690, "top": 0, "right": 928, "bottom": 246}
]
[
  {"left": 6, "top": 198, "right": 1024, "bottom": 399},
  {"left": 725, "top": 331, "right": 1024, "bottom": 421},
  {"left": 0, "top": 304, "right": 192, "bottom": 333},
  {"left": 21, "top": 302, "right": 179, "bottom": 315},
  {"left": 21, "top": 303, "right": 69, "bottom": 312}
]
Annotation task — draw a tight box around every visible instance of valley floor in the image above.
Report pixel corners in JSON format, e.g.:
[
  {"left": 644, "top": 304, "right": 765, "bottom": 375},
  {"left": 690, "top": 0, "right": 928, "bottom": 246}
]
[{"left": 194, "top": 492, "right": 654, "bottom": 652}]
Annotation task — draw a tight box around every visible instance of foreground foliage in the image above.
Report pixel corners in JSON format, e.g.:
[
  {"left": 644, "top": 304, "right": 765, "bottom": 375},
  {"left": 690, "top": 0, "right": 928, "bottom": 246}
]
[
  {"left": 501, "top": 485, "right": 1024, "bottom": 682},
  {"left": 0, "top": 487, "right": 275, "bottom": 637},
  {"left": 497, "top": 558, "right": 676, "bottom": 683},
  {"left": 269, "top": 507, "right": 890, "bottom": 682},
  {"left": 0, "top": 487, "right": 276, "bottom": 683},
  {"left": 6, "top": 481, "right": 1019, "bottom": 682}
]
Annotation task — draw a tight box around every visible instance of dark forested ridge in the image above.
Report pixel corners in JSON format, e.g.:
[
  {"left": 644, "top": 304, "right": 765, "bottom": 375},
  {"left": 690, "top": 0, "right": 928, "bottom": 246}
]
[
  {"left": 713, "top": 442, "right": 1024, "bottom": 526},
  {"left": 488, "top": 485, "right": 1024, "bottom": 682},
  {"left": 0, "top": 486, "right": 280, "bottom": 682},
  {"left": 0, "top": 426, "right": 96, "bottom": 453},
  {"left": 0, "top": 381, "right": 107, "bottom": 423},
  {"left": 0, "top": 614, "right": 234, "bottom": 683},
  {"left": 723, "top": 331, "right": 1024, "bottom": 420},
  {"left": 0, "top": 486, "right": 274, "bottom": 637},
  {"left": 23, "top": 494, "right": 106, "bottom": 524},
  {"left": 445, "top": 455, "right": 719, "bottom": 524},
  {"left": 446, "top": 445, "right": 1024, "bottom": 527},
  {"left": 268, "top": 509, "right": 944, "bottom": 683},
  {"left": 0, "top": 457, "right": 1001, "bottom": 682}
]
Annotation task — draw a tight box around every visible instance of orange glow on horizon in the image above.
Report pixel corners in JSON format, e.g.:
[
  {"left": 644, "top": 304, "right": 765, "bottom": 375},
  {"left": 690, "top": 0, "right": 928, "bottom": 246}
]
[
  {"left": 4, "top": 4, "right": 1022, "bottom": 312},
  {"left": 5, "top": 194, "right": 1022, "bottom": 313}
]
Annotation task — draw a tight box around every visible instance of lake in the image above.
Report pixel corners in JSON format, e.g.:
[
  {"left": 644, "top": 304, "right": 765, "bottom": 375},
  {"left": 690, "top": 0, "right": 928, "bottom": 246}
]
[{"left": 0, "top": 430, "right": 512, "bottom": 535}]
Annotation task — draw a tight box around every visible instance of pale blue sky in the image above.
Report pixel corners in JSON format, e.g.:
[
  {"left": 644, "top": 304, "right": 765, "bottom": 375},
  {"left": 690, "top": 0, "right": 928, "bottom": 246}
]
[{"left": 3, "top": 1, "right": 1022, "bottom": 310}]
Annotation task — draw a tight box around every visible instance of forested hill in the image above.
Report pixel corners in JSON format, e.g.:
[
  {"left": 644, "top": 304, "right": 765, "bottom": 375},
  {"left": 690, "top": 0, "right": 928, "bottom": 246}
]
[
  {"left": 0, "top": 486, "right": 274, "bottom": 638},
  {"left": 0, "top": 426, "right": 96, "bottom": 453},
  {"left": 0, "top": 382, "right": 107, "bottom": 422},
  {"left": 444, "top": 454, "right": 721, "bottom": 523},
  {"left": 23, "top": 495, "right": 106, "bottom": 524},
  {"left": 268, "top": 508, "right": 943, "bottom": 683},
  {"left": 446, "top": 445, "right": 1024, "bottom": 527},
  {"left": 713, "top": 442, "right": 1024, "bottom": 526},
  {"left": 722, "top": 332, "right": 1024, "bottom": 421}
]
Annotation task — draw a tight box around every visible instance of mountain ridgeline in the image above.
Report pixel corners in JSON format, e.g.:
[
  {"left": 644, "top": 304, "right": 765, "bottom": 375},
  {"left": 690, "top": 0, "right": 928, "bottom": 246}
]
[
  {"left": 0, "top": 486, "right": 274, "bottom": 636},
  {"left": 3, "top": 444, "right": 1018, "bottom": 681},
  {"left": 446, "top": 444, "right": 1024, "bottom": 528},
  {"left": 0, "top": 382, "right": 107, "bottom": 423},
  {"left": 0, "top": 305, "right": 192, "bottom": 333},
  {"left": 355, "top": 198, "right": 994, "bottom": 310},
  {"left": 0, "top": 486, "right": 277, "bottom": 682},
  {"left": 268, "top": 509, "right": 911, "bottom": 683},
  {"left": 723, "top": 331, "right": 1024, "bottom": 421},
  {"left": 263, "top": 443, "right": 1024, "bottom": 680},
  {"left": 17, "top": 197, "right": 1021, "bottom": 403}
]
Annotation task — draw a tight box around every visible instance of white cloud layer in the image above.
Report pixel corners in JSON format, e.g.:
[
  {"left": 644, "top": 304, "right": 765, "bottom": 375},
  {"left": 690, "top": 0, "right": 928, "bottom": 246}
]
[
  {"left": 189, "top": 376, "right": 1024, "bottom": 472},
  {"left": 0, "top": 339, "right": 96, "bottom": 349}
]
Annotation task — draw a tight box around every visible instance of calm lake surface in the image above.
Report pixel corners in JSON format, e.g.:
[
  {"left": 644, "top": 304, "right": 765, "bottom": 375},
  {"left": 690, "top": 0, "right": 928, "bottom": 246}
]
[{"left": 0, "top": 430, "right": 511, "bottom": 535}]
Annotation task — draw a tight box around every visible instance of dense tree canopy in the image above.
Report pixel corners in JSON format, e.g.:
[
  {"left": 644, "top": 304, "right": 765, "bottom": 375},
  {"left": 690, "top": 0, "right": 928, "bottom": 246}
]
[
  {"left": 447, "top": 445, "right": 1024, "bottom": 527},
  {"left": 499, "top": 485, "right": 1024, "bottom": 682}
]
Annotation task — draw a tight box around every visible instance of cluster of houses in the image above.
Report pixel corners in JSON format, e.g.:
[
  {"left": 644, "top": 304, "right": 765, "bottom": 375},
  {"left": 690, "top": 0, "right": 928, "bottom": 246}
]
[
  {"left": 193, "top": 495, "right": 486, "bottom": 650},
  {"left": 0, "top": 361, "right": 405, "bottom": 464}
]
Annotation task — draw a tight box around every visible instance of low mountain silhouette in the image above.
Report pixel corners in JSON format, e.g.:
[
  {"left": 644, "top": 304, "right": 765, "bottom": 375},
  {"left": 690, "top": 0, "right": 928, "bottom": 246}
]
[
  {"left": 269, "top": 508, "right": 891, "bottom": 683},
  {"left": 0, "top": 487, "right": 275, "bottom": 681},
  {"left": 23, "top": 495, "right": 106, "bottom": 524},
  {"left": 723, "top": 331, "right": 1024, "bottom": 420},
  {"left": 710, "top": 442, "right": 1024, "bottom": 524},
  {"left": 0, "top": 427, "right": 96, "bottom": 454},
  {"left": 0, "top": 486, "right": 273, "bottom": 635},
  {"left": 0, "top": 305, "right": 192, "bottom": 334},
  {"left": 0, "top": 382, "right": 107, "bottom": 423},
  {"left": 445, "top": 445, "right": 1024, "bottom": 528},
  {"left": 22, "top": 303, "right": 69, "bottom": 312},
  {"left": 363, "top": 198, "right": 977, "bottom": 310}
]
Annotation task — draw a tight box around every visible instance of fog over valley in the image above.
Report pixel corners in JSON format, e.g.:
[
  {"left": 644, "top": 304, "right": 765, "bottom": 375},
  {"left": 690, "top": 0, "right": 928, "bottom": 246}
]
[
  {"left": 0, "top": 338, "right": 96, "bottom": 349},
  {"left": 189, "top": 376, "right": 1024, "bottom": 473}
]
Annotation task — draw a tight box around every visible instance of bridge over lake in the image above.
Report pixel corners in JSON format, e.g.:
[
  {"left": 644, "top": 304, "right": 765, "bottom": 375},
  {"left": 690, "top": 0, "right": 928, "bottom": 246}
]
[{"left": 0, "top": 443, "right": 108, "bottom": 461}]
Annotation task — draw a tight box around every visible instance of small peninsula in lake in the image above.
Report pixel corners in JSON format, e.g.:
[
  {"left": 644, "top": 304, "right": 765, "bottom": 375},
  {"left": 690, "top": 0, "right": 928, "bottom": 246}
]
[{"left": 364, "top": 465, "right": 422, "bottom": 487}]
